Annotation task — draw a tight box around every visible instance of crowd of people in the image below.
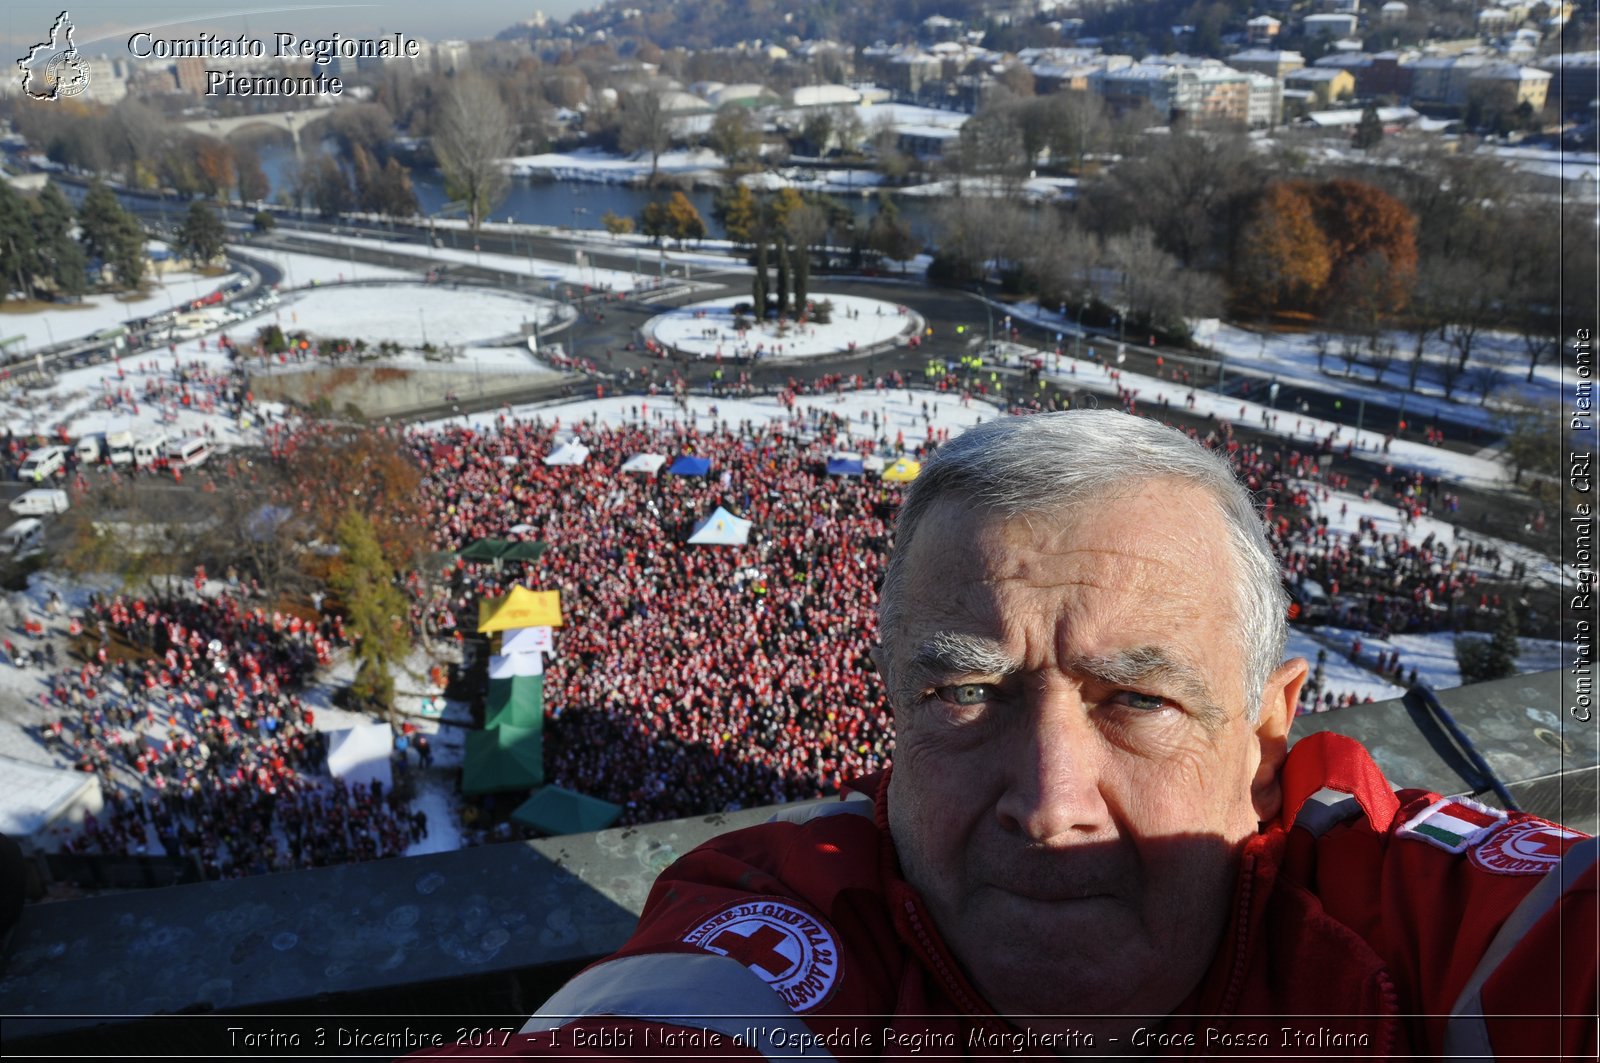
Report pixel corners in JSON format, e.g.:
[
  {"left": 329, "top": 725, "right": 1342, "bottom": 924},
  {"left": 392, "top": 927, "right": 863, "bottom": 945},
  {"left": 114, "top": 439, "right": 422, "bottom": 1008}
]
[
  {"left": 31, "top": 590, "right": 427, "bottom": 877},
  {"left": 8, "top": 374, "right": 1534, "bottom": 863}
]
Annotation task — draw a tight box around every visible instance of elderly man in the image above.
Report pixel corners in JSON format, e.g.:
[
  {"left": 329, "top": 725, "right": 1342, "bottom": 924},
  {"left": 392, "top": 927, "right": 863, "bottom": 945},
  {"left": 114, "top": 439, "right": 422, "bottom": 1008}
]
[{"left": 441, "top": 411, "right": 1594, "bottom": 1059}]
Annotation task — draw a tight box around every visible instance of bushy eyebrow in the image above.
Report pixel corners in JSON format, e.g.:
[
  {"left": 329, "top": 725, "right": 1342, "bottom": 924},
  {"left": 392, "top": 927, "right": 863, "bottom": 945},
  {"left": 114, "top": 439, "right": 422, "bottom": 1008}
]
[
  {"left": 893, "top": 636, "right": 1227, "bottom": 728},
  {"left": 894, "top": 631, "right": 1019, "bottom": 708},
  {"left": 1065, "top": 646, "right": 1227, "bottom": 729}
]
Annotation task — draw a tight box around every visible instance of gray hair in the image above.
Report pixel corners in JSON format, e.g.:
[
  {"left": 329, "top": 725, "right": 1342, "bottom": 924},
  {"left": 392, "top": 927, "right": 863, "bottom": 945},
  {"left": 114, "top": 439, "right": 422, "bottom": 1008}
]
[{"left": 878, "top": 411, "right": 1288, "bottom": 717}]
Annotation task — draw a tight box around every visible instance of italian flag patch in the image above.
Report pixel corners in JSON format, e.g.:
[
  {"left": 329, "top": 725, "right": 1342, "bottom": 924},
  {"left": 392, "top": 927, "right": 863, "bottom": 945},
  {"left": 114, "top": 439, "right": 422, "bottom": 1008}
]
[{"left": 1397, "top": 796, "right": 1508, "bottom": 854}]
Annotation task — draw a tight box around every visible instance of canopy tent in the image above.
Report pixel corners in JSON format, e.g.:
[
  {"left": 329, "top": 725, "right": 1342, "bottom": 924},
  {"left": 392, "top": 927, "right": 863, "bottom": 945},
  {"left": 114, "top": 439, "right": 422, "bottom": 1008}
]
[
  {"left": 245, "top": 504, "right": 292, "bottom": 542},
  {"left": 478, "top": 586, "right": 564, "bottom": 632},
  {"left": 543, "top": 440, "right": 591, "bottom": 466},
  {"left": 501, "top": 626, "right": 553, "bottom": 654},
  {"left": 0, "top": 754, "right": 103, "bottom": 855},
  {"left": 489, "top": 651, "right": 544, "bottom": 678},
  {"left": 511, "top": 785, "right": 622, "bottom": 836},
  {"left": 458, "top": 539, "right": 546, "bottom": 564},
  {"left": 501, "top": 540, "right": 546, "bottom": 563},
  {"left": 621, "top": 453, "right": 666, "bottom": 474},
  {"left": 668, "top": 455, "right": 711, "bottom": 477},
  {"left": 826, "top": 455, "right": 865, "bottom": 477},
  {"left": 326, "top": 721, "right": 394, "bottom": 792},
  {"left": 461, "top": 724, "right": 543, "bottom": 794},
  {"left": 458, "top": 538, "right": 510, "bottom": 562},
  {"left": 687, "top": 506, "right": 753, "bottom": 546},
  {"left": 882, "top": 457, "right": 922, "bottom": 482},
  {"left": 485, "top": 674, "right": 544, "bottom": 729}
]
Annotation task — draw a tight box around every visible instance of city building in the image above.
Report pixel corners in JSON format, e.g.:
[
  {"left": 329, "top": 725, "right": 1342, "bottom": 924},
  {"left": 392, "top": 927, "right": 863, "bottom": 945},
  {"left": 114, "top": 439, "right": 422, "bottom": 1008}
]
[
  {"left": 1285, "top": 66, "right": 1357, "bottom": 107},
  {"left": 1466, "top": 62, "right": 1552, "bottom": 114},
  {"left": 1225, "top": 49, "right": 1306, "bottom": 79},
  {"left": 1246, "top": 15, "right": 1282, "bottom": 44}
]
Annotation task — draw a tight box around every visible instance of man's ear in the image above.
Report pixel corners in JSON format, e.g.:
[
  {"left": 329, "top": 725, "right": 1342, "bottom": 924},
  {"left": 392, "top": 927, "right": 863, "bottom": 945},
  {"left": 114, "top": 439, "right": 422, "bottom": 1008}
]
[{"left": 1250, "top": 657, "right": 1308, "bottom": 824}]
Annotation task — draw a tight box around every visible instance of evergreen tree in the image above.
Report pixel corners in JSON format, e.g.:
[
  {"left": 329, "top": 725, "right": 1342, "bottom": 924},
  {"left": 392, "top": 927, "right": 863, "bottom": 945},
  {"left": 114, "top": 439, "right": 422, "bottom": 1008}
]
[
  {"left": 29, "top": 183, "right": 85, "bottom": 297},
  {"left": 1454, "top": 607, "right": 1520, "bottom": 684},
  {"left": 177, "top": 201, "right": 225, "bottom": 267},
  {"left": 329, "top": 509, "right": 411, "bottom": 719},
  {"left": 0, "top": 183, "right": 37, "bottom": 301},
  {"left": 76, "top": 181, "right": 125, "bottom": 265},
  {"left": 793, "top": 237, "right": 809, "bottom": 314},
  {"left": 753, "top": 239, "right": 768, "bottom": 318},
  {"left": 1353, "top": 104, "right": 1384, "bottom": 150},
  {"left": 774, "top": 238, "right": 791, "bottom": 316},
  {"left": 866, "top": 193, "right": 918, "bottom": 271}
]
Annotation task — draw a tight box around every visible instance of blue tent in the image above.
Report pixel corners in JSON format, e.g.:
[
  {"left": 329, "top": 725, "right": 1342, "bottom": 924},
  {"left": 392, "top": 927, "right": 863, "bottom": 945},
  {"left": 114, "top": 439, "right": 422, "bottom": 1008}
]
[
  {"left": 826, "top": 457, "right": 865, "bottom": 477},
  {"left": 668, "top": 455, "right": 711, "bottom": 477}
]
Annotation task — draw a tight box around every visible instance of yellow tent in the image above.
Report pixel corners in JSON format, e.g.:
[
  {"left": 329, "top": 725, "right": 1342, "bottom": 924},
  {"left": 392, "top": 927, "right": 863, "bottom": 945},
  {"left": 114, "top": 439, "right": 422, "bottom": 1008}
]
[
  {"left": 882, "top": 457, "right": 922, "bottom": 482},
  {"left": 478, "top": 586, "right": 564, "bottom": 632}
]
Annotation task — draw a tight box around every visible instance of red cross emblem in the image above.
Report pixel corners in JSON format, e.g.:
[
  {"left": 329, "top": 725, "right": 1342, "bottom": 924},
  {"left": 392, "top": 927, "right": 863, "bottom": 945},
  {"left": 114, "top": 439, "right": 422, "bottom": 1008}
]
[
  {"left": 681, "top": 899, "right": 842, "bottom": 1012},
  {"left": 1472, "top": 820, "right": 1588, "bottom": 876},
  {"left": 710, "top": 924, "right": 794, "bottom": 977}
]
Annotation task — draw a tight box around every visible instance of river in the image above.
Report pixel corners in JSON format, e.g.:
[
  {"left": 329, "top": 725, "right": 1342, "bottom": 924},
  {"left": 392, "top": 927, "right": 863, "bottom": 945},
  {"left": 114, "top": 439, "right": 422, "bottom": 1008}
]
[{"left": 257, "top": 142, "right": 940, "bottom": 244}]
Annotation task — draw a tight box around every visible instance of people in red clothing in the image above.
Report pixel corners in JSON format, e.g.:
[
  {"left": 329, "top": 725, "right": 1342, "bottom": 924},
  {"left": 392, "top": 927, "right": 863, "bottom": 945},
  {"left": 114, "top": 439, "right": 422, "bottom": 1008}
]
[{"left": 424, "top": 411, "right": 1593, "bottom": 1060}]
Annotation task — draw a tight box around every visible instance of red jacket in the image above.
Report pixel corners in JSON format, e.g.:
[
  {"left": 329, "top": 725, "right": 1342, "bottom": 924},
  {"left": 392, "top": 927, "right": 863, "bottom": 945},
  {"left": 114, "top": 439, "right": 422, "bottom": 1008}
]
[{"left": 427, "top": 733, "right": 1595, "bottom": 1059}]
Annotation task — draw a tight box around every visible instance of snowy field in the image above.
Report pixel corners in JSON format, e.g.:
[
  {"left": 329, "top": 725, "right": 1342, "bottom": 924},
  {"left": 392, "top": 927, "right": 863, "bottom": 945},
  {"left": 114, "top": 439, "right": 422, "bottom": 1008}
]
[
  {"left": 0, "top": 267, "right": 243, "bottom": 352},
  {"left": 273, "top": 283, "right": 556, "bottom": 349},
  {"left": 1, "top": 238, "right": 1576, "bottom": 858},
  {"left": 645, "top": 293, "right": 921, "bottom": 360}
]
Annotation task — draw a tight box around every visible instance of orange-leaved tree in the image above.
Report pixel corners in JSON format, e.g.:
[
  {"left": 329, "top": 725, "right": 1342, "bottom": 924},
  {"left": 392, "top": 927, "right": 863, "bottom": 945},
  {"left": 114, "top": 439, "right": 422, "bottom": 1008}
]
[{"left": 1232, "top": 182, "right": 1332, "bottom": 314}]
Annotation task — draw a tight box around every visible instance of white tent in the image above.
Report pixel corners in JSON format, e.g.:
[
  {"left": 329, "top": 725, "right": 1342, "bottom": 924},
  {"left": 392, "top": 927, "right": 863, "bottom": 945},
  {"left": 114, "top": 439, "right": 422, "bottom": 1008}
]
[
  {"left": 503, "top": 626, "right": 554, "bottom": 654},
  {"left": 0, "top": 754, "right": 103, "bottom": 855},
  {"left": 325, "top": 721, "right": 394, "bottom": 792},
  {"left": 687, "top": 506, "right": 753, "bottom": 546},
  {"left": 621, "top": 453, "right": 667, "bottom": 474},
  {"left": 544, "top": 440, "right": 591, "bottom": 466},
  {"left": 489, "top": 651, "right": 544, "bottom": 677}
]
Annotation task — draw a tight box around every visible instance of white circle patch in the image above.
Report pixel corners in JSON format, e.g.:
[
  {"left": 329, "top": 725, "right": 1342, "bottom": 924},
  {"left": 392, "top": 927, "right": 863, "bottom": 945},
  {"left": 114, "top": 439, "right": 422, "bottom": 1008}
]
[
  {"left": 1470, "top": 820, "right": 1587, "bottom": 876},
  {"left": 681, "top": 899, "right": 841, "bottom": 1012}
]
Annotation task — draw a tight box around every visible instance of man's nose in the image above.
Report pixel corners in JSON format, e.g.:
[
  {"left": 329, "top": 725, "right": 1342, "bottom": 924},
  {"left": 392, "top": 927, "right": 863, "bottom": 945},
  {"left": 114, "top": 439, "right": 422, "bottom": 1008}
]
[{"left": 993, "top": 690, "right": 1110, "bottom": 845}]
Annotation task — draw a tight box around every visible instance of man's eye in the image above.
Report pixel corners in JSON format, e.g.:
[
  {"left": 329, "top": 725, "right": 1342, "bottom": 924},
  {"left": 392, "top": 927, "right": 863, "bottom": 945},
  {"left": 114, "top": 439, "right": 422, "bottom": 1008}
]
[
  {"left": 1114, "top": 691, "right": 1170, "bottom": 712},
  {"left": 935, "top": 683, "right": 995, "bottom": 706}
]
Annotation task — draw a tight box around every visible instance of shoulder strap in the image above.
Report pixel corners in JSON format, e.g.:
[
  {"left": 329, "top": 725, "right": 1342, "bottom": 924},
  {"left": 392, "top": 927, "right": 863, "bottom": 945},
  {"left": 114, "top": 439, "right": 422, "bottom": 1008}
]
[{"left": 1443, "top": 837, "right": 1599, "bottom": 1058}]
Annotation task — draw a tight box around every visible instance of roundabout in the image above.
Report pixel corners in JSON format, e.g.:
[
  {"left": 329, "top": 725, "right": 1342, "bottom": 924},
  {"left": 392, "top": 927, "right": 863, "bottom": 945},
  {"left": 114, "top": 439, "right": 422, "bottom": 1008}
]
[{"left": 641, "top": 293, "right": 923, "bottom": 362}]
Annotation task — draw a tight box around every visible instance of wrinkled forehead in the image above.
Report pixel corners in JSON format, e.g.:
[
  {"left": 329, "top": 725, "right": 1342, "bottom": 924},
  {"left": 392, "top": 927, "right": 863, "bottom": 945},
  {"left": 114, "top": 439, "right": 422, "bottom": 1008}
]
[{"left": 886, "top": 486, "right": 1246, "bottom": 643}]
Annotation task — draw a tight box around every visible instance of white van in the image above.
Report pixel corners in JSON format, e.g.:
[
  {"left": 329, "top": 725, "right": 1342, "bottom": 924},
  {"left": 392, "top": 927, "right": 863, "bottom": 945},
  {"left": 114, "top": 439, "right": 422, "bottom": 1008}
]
[
  {"left": 106, "top": 431, "right": 135, "bottom": 467},
  {"left": 75, "top": 433, "right": 104, "bottom": 464},
  {"left": 0, "top": 518, "right": 44, "bottom": 556},
  {"left": 132, "top": 433, "right": 168, "bottom": 468},
  {"left": 166, "top": 437, "right": 212, "bottom": 469},
  {"left": 17, "top": 446, "right": 68, "bottom": 482},
  {"left": 9, "top": 488, "right": 69, "bottom": 516}
]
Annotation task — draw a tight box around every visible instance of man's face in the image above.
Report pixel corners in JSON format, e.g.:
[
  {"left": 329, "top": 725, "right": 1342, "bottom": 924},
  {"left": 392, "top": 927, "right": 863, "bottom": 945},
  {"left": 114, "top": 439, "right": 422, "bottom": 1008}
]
[{"left": 882, "top": 484, "right": 1303, "bottom": 1021}]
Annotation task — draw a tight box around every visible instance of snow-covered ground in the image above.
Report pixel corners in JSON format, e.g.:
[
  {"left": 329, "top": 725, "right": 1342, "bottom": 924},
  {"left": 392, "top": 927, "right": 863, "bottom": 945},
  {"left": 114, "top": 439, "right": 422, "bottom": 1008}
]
[
  {"left": 0, "top": 267, "right": 243, "bottom": 353},
  {"left": 231, "top": 244, "right": 418, "bottom": 288},
  {"left": 278, "top": 229, "right": 663, "bottom": 294},
  {"left": 273, "top": 283, "right": 556, "bottom": 349},
  {"left": 2, "top": 237, "right": 1575, "bottom": 858},
  {"left": 644, "top": 293, "right": 921, "bottom": 360}
]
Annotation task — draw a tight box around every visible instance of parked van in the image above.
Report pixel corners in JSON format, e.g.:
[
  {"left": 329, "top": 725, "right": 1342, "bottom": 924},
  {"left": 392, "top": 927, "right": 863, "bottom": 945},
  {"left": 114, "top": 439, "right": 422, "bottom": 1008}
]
[
  {"left": 17, "top": 446, "right": 68, "bottom": 483},
  {"left": 75, "top": 433, "right": 104, "bottom": 464},
  {"left": 0, "top": 518, "right": 44, "bottom": 556},
  {"left": 106, "top": 431, "right": 135, "bottom": 467},
  {"left": 132, "top": 433, "right": 168, "bottom": 468},
  {"left": 9, "top": 488, "right": 69, "bottom": 516},
  {"left": 166, "top": 437, "right": 212, "bottom": 469}
]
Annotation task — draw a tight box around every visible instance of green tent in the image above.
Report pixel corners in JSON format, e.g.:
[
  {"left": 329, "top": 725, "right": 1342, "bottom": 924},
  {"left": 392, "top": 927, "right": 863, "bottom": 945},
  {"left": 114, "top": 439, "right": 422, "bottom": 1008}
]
[
  {"left": 484, "top": 674, "right": 543, "bottom": 729},
  {"left": 501, "top": 541, "right": 547, "bottom": 563},
  {"left": 511, "top": 785, "right": 623, "bottom": 835},
  {"left": 458, "top": 538, "right": 510, "bottom": 561},
  {"left": 461, "top": 724, "right": 543, "bottom": 794}
]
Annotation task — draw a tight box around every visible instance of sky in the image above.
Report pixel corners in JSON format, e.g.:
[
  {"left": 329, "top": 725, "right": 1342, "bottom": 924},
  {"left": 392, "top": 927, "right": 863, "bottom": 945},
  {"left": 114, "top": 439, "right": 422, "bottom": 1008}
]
[{"left": 2, "top": 1, "right": 590, "bottom": 58}]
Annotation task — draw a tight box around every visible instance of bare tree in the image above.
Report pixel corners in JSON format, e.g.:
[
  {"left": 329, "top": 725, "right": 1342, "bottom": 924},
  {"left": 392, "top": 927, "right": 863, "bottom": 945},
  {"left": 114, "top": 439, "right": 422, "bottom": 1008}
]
[
  {"left": 619, "top": 87, "right": 674, "bottom": 182},
  {"left": 432, "top": 76, "right": 514, "bottom": 231}
]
